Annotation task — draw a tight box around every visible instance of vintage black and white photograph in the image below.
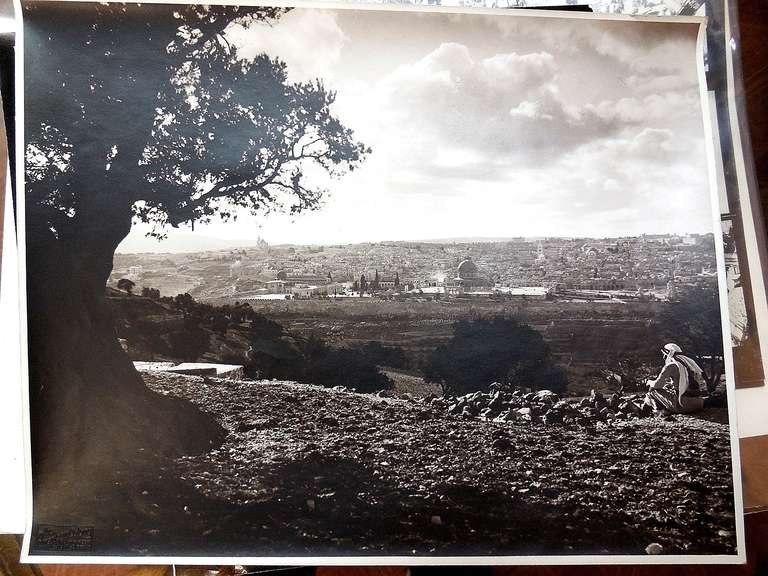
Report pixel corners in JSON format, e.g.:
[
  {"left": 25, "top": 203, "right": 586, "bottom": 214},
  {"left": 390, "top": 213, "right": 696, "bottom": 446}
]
[{"left": 20, "top": 1, "right": 743, "bottom": 562}]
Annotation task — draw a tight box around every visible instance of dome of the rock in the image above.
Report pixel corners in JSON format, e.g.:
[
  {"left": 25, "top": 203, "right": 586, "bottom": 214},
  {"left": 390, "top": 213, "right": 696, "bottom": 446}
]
[{"left": 457, "top": 259, "right": 479, "bottom": 279}]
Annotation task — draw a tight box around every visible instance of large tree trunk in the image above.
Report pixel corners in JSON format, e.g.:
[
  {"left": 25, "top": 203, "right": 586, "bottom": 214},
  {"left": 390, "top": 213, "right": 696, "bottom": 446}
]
[{"left": 25, "top": 204, "right": 225, "bottom": 514}]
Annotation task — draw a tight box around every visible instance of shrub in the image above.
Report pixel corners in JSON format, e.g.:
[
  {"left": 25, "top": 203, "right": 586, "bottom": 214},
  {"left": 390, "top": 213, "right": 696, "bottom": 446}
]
[
  {"left": 299, "top": 336, "right": 392, "bottom": 393},
  {"left": 167, "top": 320, "right": 210, "bottom": 362},
  {"left": 424, "top": 317, "right": 567, "bottom": 396},
  {"left": 359, "top": 341, "right": 406, "bottom": 369}
]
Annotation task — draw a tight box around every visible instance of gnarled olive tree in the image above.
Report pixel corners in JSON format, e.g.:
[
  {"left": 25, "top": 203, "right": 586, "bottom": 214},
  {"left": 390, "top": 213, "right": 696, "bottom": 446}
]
[{"left": 24, "top": 2, "right": 367, "bottom": 484}]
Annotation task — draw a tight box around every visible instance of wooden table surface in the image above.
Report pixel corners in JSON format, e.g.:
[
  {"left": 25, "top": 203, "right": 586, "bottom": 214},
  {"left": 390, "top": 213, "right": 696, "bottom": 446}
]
[{"left": 741, "top": 435, "right": 768, "bottom": 513}]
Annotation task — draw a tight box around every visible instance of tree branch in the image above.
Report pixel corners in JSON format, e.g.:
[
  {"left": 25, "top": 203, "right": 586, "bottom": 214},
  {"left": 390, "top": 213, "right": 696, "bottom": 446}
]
[{"left": 175, "top": 154, "right": 288, "bottom": 223}]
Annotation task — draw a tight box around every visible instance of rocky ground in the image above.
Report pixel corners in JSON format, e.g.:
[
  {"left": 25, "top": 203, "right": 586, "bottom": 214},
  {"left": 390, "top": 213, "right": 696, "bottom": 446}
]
[{"left": 41, "top": 373, "right": 738, "bottom": 558}]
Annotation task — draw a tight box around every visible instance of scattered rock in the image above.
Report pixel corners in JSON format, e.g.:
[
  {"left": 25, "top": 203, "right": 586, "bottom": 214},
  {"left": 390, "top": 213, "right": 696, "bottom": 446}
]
[
  {"left": 543, "top": 410, "right": 563, "bottom": 425},
  {"left": 437, "top": 387, "right": 657, "bottom": 430},
  {"left": 645, "top": 542, "right": 664, "bottom": 555},
  {"left": 138, "top": 372, "right": 735, "bottom": 557},
  {"left": 236, "top": 422, "right": 258, "bottom": 433},
  {"left": 414, "top": 410, "right": 432, "bottom": 422},
  {"left": 320, "top": 416, "right": 340, "bottom": 427},
  {"left": 492, "top": 437, "right": 512, "bottom": 451},
  {"left": 534, "top": 390, "right": 559, "bottom": 404}
]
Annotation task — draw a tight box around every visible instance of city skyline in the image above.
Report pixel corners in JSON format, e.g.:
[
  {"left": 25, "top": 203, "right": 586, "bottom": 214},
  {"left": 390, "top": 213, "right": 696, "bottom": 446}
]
[
  {"left": 113, "top": 231, "right": 718, "bottom": 296},
  {"left": 117, "top": 229, "right": 717, "bottom": 254}
]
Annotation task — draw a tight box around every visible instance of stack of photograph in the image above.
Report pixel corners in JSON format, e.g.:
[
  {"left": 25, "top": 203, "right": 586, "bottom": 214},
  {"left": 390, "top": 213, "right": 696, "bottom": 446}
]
[{"left": 16, "top": 0, "right": 747, "bottom": 565}]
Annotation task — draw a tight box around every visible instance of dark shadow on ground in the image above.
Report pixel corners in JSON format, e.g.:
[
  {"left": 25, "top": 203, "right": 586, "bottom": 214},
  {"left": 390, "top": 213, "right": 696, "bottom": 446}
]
[
  {"left": 30, "top": 447, "right": 734, "bottom": 558},
  {"left": 683, "top": 407, "right": 731, "bottom": 425}
]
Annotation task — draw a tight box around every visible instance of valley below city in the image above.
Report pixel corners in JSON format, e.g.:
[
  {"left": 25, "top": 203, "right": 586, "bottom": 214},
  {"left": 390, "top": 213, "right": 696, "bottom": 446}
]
[{"left": 110, "top": 235, "right": 728, "bottom": 396}]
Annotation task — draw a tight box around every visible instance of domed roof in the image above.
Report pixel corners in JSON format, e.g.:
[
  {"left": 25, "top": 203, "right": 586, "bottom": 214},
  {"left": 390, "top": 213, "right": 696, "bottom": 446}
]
[{"left": 457, "top": 259, "right": 479, "bottom": 278}]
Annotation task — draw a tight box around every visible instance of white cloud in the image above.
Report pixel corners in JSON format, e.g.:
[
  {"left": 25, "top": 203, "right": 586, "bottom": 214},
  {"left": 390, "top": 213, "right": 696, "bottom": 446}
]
[
  {"left": 226, "top": 9, "right": 348, "bottom": 84},
  {"left": 492, "top": 16, "right": 699, "bottom": 77},
  {"left": 587, "top": 90, "right": 702, "bottom": 127},
  {"left": 534, "top": 125, "right": 711, "bottom": 232},
  {"left": 124, "top": 10, "right": 712, "bottom": 247},
  {"left": 510, "top": 101, "right": 553, "bottom": 121},
  {"left": 625, "top": 73, "right": 697, "bottom": 94},
  {"left": 335, "top": 41, "right": 622, "bottom": 187}
]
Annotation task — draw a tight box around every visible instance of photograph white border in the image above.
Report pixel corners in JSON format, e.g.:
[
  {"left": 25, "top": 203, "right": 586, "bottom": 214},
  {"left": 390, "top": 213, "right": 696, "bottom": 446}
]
[{"left": 14, "top": 0, "right": 746, "bottom": 564}]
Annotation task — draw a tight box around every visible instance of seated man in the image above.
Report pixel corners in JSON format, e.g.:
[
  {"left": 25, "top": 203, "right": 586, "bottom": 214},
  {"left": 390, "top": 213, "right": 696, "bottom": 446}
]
[{"left": 644, "top": 342, "right": 706, "bottom": 415}]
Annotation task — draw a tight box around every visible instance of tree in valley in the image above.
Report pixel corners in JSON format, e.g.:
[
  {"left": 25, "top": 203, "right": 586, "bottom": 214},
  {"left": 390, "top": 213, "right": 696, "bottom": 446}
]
[
  {"left": 116, "top": 278, "right": 135, "bottom": 294},
  {"left": 141, "top": 286, "right": 161, "bottom": 299},
  {"left": 23, "top": 2, "right": 369, "bottom": 480},
  {"left": 424, "top": 317, "right": 567, "bottom": 396},
  {"left": 298, "top": 336, "right": 392, "bottom": 393},
  {"left": 599, "top": 323, "right": 657, "bottom": 392},
  {"left": 359, "top": 340, "right": 406, "bottom": 369},
  {"left": 249, "top": 313, "right": 285, "bottom": 340},
  {"left": 173, "top": 292, "right": 196, "bottom": 318},
  {"left": 655, "top": 286, "right": 725, "bottom": 392},
  {"left": 168, "top": 320, "right": 211, "bottom": 362}
]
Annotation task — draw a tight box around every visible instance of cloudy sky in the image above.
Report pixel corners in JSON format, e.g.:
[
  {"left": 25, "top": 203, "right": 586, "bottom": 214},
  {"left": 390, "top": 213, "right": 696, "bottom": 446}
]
[{"left": 119, "top": 7, "right": 710, "bottom": 252}]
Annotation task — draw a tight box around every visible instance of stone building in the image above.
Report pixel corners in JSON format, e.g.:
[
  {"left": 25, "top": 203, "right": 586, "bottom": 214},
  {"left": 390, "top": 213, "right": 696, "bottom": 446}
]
[{"left": 445, "top": 258, "right": 492, "bottom": 294}]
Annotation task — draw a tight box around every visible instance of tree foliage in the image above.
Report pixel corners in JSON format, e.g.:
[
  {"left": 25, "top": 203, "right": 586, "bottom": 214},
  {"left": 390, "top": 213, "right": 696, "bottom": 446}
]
[
  {"left": 359, "top": 341, "right": 407, "bottom": 369},
  {"left": 167, "top": 319, "right": 211, "bottom": 362},
  {"left": 655, "top": 286, "right": 724, "bottom": 391},
  {"left": 116, "top": 278, "right": 135, "bottom": 294},
  {"left": 601, "top": 355, "right": 653, "bottom": 393},
  {"left": 299, "top": 336, "right": 392, "bottom": 393},
  {"left": 424, "top": 317, "right": 567, "bottom": 396},
  {"left": 599, "top": 323, "right": 656, "bottom": 393},
  {"left": 24, "top": 2, "right": 369, "bottom": 243},
  {"left": 137, "top": 290, "right": 389, "bottom": 391},
  {"left": 141, "top": 286, "right": 161, "bottom": 299}
]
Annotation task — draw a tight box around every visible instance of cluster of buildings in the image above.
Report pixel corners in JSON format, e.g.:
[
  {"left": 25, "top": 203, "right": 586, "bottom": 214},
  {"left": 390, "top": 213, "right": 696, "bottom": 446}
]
[
  {"left": 262, "top": 271, "right": 348, "bottom": 298},
  {"left": 235, "top": 257, "right": 554, "bottom": 301},
  {"left": 111, "top": 234, "right": 719, "bottom": 303}
]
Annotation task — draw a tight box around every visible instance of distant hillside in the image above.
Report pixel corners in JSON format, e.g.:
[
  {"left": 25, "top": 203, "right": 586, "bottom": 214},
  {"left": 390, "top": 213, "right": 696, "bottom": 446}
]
[
  {"left": 108, "top": 288, "right": 255, "bottom": 365},
  {"left": 108, "top": 289, "right": 394, "bottom": 393},
  {"left": 116, "top": 228, "right": 268, "bottom": 254}
]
